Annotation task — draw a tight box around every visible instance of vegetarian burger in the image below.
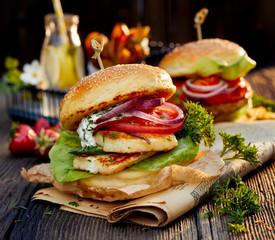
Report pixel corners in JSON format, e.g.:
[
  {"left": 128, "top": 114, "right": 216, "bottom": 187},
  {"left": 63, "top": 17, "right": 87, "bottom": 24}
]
[
  {"left": 21, "top": 64, "right": 224, "bottom": 202},
  {"left": 159, "top": 38, "right": 256, "bottom": 121}
]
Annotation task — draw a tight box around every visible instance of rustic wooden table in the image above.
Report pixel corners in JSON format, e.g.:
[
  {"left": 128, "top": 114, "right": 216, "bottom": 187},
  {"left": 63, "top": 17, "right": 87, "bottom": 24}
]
[{"left": 1, "top": 67, "right": 275, "bottom": 240}]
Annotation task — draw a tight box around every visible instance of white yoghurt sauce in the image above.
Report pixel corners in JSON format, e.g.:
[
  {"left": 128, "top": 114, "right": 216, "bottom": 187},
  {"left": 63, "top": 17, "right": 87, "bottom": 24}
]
[
  {"left": 77, "top": 113, "right": 100, "bottom": 147},
  {"left": 77, "top": 105, "right": 126, "bottom": 147}
]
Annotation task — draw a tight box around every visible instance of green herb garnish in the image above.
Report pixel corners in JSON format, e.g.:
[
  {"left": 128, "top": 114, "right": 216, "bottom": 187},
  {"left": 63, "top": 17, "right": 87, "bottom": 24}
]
[
  {"left": 0, "top": 56, "right": 23, "bottom": 94},
  {"left": 227, "top": 223, "right": 248, "bottom": 234},
  {"left": 14, "top": 220, "right": 23, "bottom": 223},
  {"left": 12, "top": 205, "right": 28, "bottom": 210},
  {"left": 176, "top": 101, "right": 215, "bottom": 147},
  {"left": 86, "top": 116, "right": 94, "bottom": 131},
  {"left": 115, "top": 113, "right": 123, "bottom": 119},
  {"left": 252, "top": 91, "right": 275, "bottom": 112},
  {"left": 45, "top": 211, "right": 53, "bottom": 216},
  {"left": 70, "top": 145, "right": 105, "bottom": 156},
  {"left": 219, "top": 132, "right": 260, "bottom": 165},
  {"left": 200, "top": 210, "right": 213, "bottom": 219},
  {"left": 213, "top": 176, "right": 261, "bottom": 234},
  {"left": 109, "top": 133, "right": 118, "bottom": 139},
  {"left": 68, "top": 201, "right": 79, "bottom": 207}
]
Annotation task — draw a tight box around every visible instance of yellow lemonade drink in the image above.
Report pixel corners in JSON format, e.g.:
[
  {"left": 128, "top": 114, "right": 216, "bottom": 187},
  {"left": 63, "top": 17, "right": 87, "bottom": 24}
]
[
  {"left": 41, "top": 44, "right": 84, "bottom": 89},
  {"left": 41, "top": 14, "right": 85, "bottom": 90}
]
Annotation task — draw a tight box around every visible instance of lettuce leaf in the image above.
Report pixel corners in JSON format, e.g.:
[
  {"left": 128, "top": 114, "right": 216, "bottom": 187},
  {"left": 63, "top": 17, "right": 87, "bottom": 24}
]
[
  {"left": 129, "top": 136, "right": 199, "bottom": 171},
  {"left": 190, "top": 54, "right": 256, "bottom": 80},
  {"left": 49, "top": 131, "right": 93, "bottom": 182},
  {"left": 220, "top": 54, "right": 256, "bottom": 80},
  {"left": 50, "top": 132, "right": 199, "bottom": 182}
]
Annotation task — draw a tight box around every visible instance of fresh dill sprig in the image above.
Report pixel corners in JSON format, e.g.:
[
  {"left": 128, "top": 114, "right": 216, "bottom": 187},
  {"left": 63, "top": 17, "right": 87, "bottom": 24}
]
[
  {"left": 219, "top": 131, "right": 260, "bottom": 165},
  {"left": 68, "top": 201, "right": 79, "bottom": 207},
  {"left": 69, "top": 145, "right": 105, "bottom": 156},
  {"left": 176, "top": 101, "right": 215, "bottom": 147},
  {"left": 44, "top": 211, "right": 53, "bottom": 216},
  {"left": 213, "top": 176, "right": 261, "bottom": 234}
]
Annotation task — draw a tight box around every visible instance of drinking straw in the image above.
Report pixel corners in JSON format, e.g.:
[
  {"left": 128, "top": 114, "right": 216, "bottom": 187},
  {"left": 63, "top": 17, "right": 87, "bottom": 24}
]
[{"left": 52, "top": 0, "right": 67, "bottom": 39}]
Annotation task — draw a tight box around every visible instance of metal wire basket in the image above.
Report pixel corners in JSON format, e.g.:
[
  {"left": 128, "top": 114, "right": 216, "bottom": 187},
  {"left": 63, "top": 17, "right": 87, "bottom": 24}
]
[{"left": 6, "top": 88, "right": 65, "bottom": 124}]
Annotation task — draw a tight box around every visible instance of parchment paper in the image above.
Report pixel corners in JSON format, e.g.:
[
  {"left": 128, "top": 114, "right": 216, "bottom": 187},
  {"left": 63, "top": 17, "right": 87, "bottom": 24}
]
[{"left": 32, "top": 120, "right": 275, "bottom": 227}]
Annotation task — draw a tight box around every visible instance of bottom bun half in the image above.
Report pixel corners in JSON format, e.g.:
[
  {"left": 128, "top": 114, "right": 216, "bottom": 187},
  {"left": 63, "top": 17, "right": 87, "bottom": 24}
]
[{"left": 21, "top": 150, "right": 224, "bottom": 202}]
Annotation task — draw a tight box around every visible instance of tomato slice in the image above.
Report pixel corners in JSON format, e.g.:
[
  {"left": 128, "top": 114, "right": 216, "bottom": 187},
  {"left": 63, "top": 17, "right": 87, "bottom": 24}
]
[
  {"left": 169, "top": 80, "right": 187, "bottom": 107},
  {"left": 203, "top": 78, "right": 251, "bottom": 104},
  {"left": 107, "top": 119, "right": 183, "bottom": 134},
  {"left": 178, "top": 76, "right": 250, "bottom": 105},
  {"left": 94, "top": 103, "right": 183, "bottom": 134},
  {"left": 143, "top": 102, "right": 180, "bottom": 119},
  {"left": 192, "top": 75, "right": 220, "bottom": 87}
]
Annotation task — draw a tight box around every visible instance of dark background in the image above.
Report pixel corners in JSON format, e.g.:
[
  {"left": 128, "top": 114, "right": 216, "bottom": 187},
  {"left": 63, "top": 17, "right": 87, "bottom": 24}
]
[{"left": 1, "top": 0, "right": 275, "bottom": 74}]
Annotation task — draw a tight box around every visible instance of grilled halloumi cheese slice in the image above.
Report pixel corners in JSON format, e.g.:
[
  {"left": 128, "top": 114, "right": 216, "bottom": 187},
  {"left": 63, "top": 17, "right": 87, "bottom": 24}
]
[
  {"left": 94, "top": 130, "right": 178, "bottom": 153},
  {"left": 73, "top": 152, "right": 156, "bottom": 175}
]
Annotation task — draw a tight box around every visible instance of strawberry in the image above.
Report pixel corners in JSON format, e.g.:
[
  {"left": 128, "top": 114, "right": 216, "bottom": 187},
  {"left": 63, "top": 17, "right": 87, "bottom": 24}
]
[
  {"left": 34, "top": 118, "right": 51, "bottom": 136},
  {"left": 34, "top": 128, "right": 60, "bottom": 160},
  {"left": 9, "top": 124, "right": 37, "bottom": 155}
]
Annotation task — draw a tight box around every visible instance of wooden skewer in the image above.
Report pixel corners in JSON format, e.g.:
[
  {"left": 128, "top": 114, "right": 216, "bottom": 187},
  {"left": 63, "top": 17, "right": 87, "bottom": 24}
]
[
  {"left": 91, "top": 37, "right": 105, "bottom": 70},
  {"left": 194, "top": 8, "right": 209, "bottom": 40}
]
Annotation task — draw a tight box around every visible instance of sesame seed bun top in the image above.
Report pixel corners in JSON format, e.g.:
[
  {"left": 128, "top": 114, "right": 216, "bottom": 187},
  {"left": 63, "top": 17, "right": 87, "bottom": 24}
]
[
  {"left": 159, "top": 38, "right": 254, "bottom": 78},
  {"left": 59, "top": 64, "right": 176, "bottom": 131}
]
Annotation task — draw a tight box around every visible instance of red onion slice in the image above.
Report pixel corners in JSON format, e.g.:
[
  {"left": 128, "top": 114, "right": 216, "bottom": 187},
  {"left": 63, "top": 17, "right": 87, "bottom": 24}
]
[
  {"left": 127, "top": 103, "right": 184, "bottom": 125},
  {"left": 126, "top": 133, "right": 151, "bottom": 144},
  {"left": 136, "top": 98, "right": 164, "bottom": 109},
  {"left": 95, "top": 96, "right": 152, "bottom": 124},
  {"left": 186, "top": 79, "right": 225, "bottom": 92},
  {"left": 182, "top": 83, "right": 228, "bottom": 99},
  {"left": 222, "top": 86, "right": 238, "bottom": 94}
]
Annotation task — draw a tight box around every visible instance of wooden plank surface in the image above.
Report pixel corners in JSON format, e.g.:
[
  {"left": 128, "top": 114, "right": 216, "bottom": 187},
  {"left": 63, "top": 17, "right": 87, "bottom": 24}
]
[{"left": 1, "top": 67, "right": 275, "bottom": 240}]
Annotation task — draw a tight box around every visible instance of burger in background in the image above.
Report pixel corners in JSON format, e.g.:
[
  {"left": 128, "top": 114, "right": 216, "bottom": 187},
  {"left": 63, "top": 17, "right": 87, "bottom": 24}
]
[{"left": 158, "top": 38, "right": 256, "bottom": 122}]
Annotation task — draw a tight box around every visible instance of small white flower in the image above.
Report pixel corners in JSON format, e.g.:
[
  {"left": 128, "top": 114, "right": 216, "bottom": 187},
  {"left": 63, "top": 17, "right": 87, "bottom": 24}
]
[{"left": 20, "top": 60, "right": 43, "bottom": 86}]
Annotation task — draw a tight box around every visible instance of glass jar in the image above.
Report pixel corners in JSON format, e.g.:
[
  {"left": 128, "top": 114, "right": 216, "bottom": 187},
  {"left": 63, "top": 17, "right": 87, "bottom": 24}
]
[{"left": 40, "top": 13, "right": 85, "bottom": 90}]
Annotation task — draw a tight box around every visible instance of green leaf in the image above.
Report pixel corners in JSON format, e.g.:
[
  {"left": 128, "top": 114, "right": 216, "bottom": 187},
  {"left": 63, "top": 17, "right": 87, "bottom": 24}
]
[
  {"left": 68, "top": 201, "right": 79, "bottom": 207},
  {"left": 50, "top": 132, "right": 200, "bottom": 182},
  {"left": 190, "top": 54, "right": 256, "bottom": 80},
  {"left": 200, "top": 210, "right": 213, "bottom": 219},
  {"left": 252, "top": 91, "right": 275, "bottom": 112},
  {"left": 227, "top": 223, "right": 248, "bottom": 234},
  {"left": 219, "top": 131, "right": 260, "bottom": 165},
  {"left": 44, "top": 211, "right": 53, "bottom": 215},
  {"left": 12, "top": 205, "right": 28, "bottom": 210},
  {"left": 70, "top": 145, "right": 105, "bottom": 156},
  {"left": 4, "top": 69, "right": 22, "bottom": 84},
  {"left": 213, "top": 175, "right": 261, "bottom": 234},
  {"left": 129, "top": 136, "right": 199, "bottom": 171},
  {"left": 176, "top": 101, "right": 215, "bottom": 147},
  {"left": 4, "top": 56, "right": 19, "bottom": 70},
  {"left": 220, "top": 54, "right": 256, "bottom": 80},
  {"left": 0, "top": 81, "right": 11, "bottom": 94},
  {"left": 49, "top": 131, "right": 93, "bottom": 182}
]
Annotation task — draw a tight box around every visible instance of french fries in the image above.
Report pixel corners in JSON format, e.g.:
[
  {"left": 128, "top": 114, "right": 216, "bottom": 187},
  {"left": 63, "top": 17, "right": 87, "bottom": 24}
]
[{"left": 84, "top": 23, "right": 150, "bottom": 69}]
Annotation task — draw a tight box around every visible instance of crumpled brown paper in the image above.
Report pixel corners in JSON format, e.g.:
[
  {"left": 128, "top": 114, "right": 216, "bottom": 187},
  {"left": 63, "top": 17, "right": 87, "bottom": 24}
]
[{"left": 22, "top": 120, "right": 275, "bottom": 227}]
